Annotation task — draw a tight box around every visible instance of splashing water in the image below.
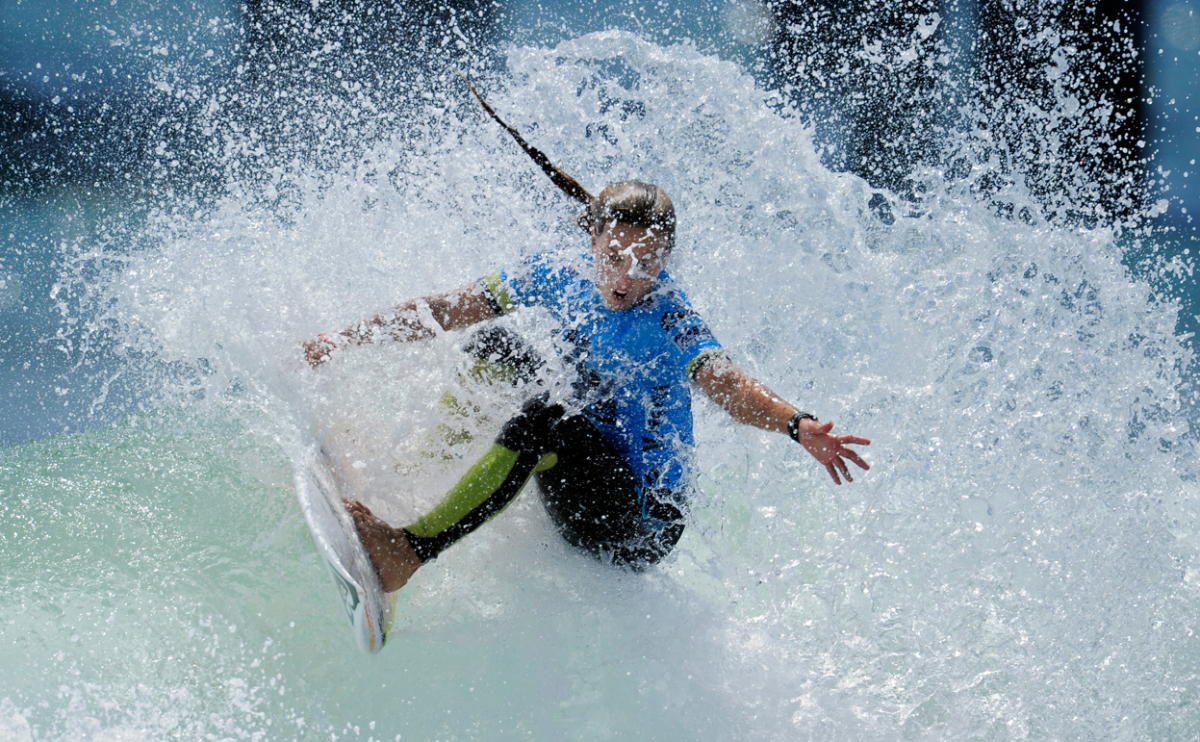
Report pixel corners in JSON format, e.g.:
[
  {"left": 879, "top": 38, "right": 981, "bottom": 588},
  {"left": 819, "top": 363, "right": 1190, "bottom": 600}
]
[{"left": 3, "top": 29, "right": 1199, "bottom": 740}]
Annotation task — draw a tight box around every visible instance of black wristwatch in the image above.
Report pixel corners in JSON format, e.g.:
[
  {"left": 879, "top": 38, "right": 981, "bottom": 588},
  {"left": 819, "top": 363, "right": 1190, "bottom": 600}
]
[{"left": 787, "top": 411, "right": 818, "bottom": 443}]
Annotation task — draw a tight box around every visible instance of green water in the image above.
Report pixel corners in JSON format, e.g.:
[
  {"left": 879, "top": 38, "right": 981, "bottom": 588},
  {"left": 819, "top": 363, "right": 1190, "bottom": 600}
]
[
  {"left": 0, "top": 401, "right": 751, "bottom": 740},
  {"left": 0, "top": 405, "right": 308, "bottom": 738}
]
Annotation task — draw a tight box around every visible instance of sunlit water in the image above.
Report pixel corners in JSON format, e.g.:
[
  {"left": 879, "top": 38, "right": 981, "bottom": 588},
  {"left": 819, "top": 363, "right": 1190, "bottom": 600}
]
[{"left": 3, "top": 31, "right": 1200, "bottom": 740}]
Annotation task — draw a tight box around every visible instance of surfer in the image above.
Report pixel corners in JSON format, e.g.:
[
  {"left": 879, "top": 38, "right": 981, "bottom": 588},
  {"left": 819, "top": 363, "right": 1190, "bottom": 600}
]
[{"left": 302, "top": 83, "right": 870, "bottom": 593}]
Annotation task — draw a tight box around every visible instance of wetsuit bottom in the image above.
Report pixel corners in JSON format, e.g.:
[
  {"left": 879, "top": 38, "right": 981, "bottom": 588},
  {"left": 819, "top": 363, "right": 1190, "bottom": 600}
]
[{"left": 402, "top": 397, "right": 685, "bottom": 569}]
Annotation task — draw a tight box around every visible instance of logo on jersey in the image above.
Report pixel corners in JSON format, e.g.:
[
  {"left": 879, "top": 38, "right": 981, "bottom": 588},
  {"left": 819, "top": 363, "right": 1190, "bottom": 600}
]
[
  {"left": 672, "top": 323, "right": 715, "bottom": 353},
  {"left": 659, "top": 309, "right": 691, "bottom": 331}
]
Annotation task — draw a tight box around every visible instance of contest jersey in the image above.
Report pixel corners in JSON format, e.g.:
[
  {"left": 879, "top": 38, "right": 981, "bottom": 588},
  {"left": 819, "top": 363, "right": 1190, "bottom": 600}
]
[{"left": 480, "top": 250, "right": 724, "bottom": 496}]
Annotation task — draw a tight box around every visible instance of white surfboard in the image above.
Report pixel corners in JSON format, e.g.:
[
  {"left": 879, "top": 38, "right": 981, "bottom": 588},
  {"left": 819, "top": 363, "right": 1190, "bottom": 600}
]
[{"left": 293, "top": 444, "right": 394, "bottom": 654}]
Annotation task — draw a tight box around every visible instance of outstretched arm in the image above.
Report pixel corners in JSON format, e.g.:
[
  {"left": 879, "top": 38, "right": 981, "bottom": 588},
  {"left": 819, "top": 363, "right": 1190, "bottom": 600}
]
[
  {"left": 302, "top": 283, "right": 497, "bottom": 367},
  {"left": 692, "top": 356, "right": 870, "bottom": 484}
]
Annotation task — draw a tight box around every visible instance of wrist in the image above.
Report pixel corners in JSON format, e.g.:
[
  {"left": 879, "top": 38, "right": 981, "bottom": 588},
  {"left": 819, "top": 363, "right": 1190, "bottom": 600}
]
[{"left": 787, "top": 411, "right": 818, "bottom": 443}]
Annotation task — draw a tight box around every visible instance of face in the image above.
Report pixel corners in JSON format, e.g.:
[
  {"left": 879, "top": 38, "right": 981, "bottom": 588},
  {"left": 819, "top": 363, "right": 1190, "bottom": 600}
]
[{"left": 590, "top": 221, "right": 671, "bottom": 310}]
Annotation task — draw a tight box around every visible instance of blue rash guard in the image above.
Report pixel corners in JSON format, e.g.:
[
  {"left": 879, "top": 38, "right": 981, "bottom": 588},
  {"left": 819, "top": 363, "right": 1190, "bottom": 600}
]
[{"left": 480, "top": 249, "right": 725, "bottom": 497}]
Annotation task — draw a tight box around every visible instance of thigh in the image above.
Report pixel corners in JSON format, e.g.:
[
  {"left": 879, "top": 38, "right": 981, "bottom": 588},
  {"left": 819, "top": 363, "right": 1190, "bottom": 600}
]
[
  {"left": 535, "top": 415, "right": 685, "bottom": 566},
  {"left": 535, "top": 415, "right": 641, "bottom": 547}
]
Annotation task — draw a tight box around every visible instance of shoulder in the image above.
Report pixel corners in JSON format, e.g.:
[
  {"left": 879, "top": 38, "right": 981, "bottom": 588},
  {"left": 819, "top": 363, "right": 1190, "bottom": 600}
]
[
  {"left": 647, "top": 279, "right": 704, "bottom": 332},
  {"left": 528, "top": 249, "right": 588, "bottom": 280},
  {"left": 645, "top": 280, "right": 719, "bottom": 349},
  {"left": 522, "top": 250, "right": 591, "bottom": 301},
  {"left": 484, "top": 249, "right": 588, "bottom": 314}
]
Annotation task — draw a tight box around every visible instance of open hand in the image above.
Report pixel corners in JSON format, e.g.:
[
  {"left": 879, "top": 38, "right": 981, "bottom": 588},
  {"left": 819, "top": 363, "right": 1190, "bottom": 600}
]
[{"left": 794, "top": 419, "right": 871, "bottom": 484}]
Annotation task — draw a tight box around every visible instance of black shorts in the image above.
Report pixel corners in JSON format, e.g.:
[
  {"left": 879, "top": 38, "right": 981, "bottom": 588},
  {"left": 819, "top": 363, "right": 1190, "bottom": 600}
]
[
  {"left": 401, "top": 326, "right": 687, "bottom": 569},
  {"left": 534, "top": 409, "right": 685, "bottom": 567}
]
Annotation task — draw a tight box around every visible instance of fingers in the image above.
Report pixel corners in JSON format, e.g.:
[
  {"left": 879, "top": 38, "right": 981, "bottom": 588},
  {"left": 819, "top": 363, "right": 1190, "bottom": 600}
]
[
  {"left": 841, "top": 449, "right": 871, "bottom": 471},
  {"left": 302, "top": 340, "right": 324, "bottom": 367},
  {"left": 835, "top": 457, "right": 852, "bottom": 483},
  {"left": 302, "top": 336, "right": 337, "bottom": 368},
  {"left": 308, "top": 348, "right": 331, "bottom": 368},
  {"left": 831, "top": 432, "right": 870, "bottom": 475},
  {"left": 825, "top": 462, "right": 842, "bottom": 485},
  {"left": 837, "top": 435, "right": 872, "bottom": 447},
  {"left": 823, "top": 449, "right": 869, "bottom": 483},
  {"left": 819, "top": 445, "right": 868, "bottom": 484}
]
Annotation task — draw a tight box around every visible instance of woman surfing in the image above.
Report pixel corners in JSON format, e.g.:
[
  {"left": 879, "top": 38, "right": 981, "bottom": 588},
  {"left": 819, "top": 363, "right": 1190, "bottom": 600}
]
[{"left": 302, "top": 81, "right": 870, "bottom": 593}]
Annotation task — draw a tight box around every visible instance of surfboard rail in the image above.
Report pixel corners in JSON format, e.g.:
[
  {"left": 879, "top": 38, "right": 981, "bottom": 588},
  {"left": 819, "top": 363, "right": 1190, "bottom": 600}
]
[{"left": 292, "top": 443, "right": 392, "bottom": 654}]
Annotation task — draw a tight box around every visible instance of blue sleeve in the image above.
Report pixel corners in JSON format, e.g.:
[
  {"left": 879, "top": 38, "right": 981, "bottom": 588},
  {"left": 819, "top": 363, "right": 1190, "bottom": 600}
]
[
  {"left": 480, "top": 253, "right": 562, "bottom": 314},
  {"left": 656, "top": 301, "right": 724, "bottom": 380}
]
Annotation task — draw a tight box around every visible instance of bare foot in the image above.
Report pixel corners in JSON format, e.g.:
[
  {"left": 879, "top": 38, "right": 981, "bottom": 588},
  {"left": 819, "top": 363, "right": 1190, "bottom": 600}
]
[{"left": 344, "top": 499, "right": 422, "bottom": 593}]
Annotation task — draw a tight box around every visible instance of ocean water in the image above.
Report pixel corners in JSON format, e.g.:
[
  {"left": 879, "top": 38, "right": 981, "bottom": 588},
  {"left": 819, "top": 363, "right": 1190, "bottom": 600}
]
[{"left": 3, "top": 29, "right": 1200, "bottom": 740}]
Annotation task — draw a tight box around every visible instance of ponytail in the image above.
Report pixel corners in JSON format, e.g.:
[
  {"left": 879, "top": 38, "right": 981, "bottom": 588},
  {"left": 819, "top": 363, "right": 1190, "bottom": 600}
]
[
  {"left": 460, "top": 74, "right": 594, "bottom": 206},
  {"left": 460, "top": 76, "right": 675, "bottom": 249}
]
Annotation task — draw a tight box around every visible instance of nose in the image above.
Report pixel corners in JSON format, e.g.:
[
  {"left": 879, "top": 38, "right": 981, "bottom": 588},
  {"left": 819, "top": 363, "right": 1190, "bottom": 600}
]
[{"left": 632, "top": 259, "right": 655, "bottom": 278}]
